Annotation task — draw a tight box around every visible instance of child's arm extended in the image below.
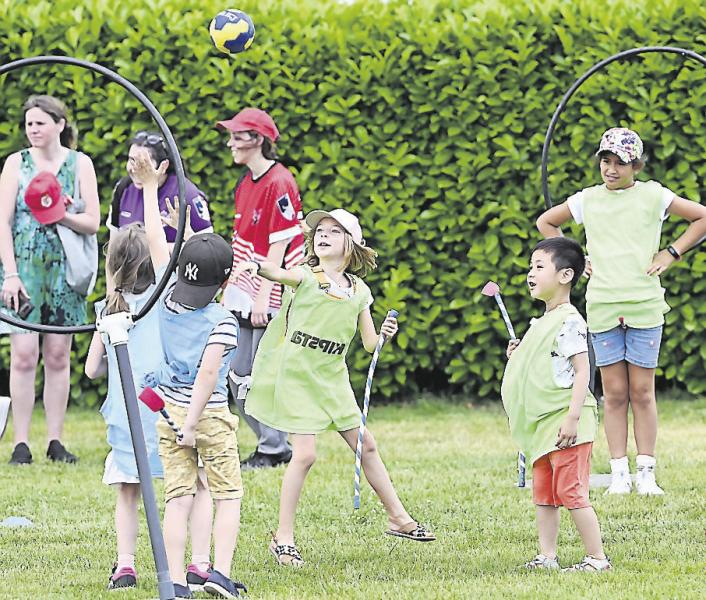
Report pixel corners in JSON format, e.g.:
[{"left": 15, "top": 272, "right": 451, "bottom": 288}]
[
  {"left": 178, "top": 342, "right": 225, "bottom": 447},
  {"left": 556, "top": 351, "right": 590, "bottom": 449},
  {"left": 358, "top": 308, "right": 398, "bottom": 353},
  {"left": 133, "top": 150, "right": 170, "bottom": 272},
  {"left": 85, "top": 332, "right": 107, "bottom": 379},
  {"left": 536, "top": 202, "right": 572, "bottom": 238},
  {"left": 232, "top": 260, "right": 304, "bottom": 289},
  {"left": 647, "top": 196, "right": 706, "bottom": 275}
]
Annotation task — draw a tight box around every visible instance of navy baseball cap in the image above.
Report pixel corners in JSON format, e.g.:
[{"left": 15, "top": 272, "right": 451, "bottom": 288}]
[{"left": 172, "top": 233, "right": 233, "bottom": 308}]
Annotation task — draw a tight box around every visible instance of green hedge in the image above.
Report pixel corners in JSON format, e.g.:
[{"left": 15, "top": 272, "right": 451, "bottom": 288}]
[{"left": 2, "top": 0, "right": 706, "bottom": 406}]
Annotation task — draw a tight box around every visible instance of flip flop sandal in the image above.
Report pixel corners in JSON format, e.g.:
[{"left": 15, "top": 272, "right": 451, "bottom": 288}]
[
  {"left": 385, "top": 521, "right": 436, "bottom": 542},
  {"left": 269, "top": 534, "right": 305, "bottom": 567}
]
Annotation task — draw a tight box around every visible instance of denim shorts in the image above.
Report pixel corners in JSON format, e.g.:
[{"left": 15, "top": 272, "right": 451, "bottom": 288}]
[{"left": 590, "top": 325, "right": 663, "bottom": 369}]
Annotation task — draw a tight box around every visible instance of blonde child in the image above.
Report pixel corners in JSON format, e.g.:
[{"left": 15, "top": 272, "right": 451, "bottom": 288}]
[
  {"left": 85, "top": 162, "right": 213, "bottom": 592},
  {"left": 136, "top": 152, "right": 245, "bottom": 599},
  {"left": 233, "top": 208, "right": 435, "bottom": 567},
  {"left": 537, "top": 128, "right": 706, "bottom": 494},
  {"left": 503, "top": 237, "right": 609, "bottom": 572}
]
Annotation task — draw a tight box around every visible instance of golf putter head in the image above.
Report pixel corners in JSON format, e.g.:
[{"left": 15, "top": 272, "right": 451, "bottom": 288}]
[
  {"left": 138, "top": 387, "right": 165, "bottom": 413},
  {"left": 481, "top": 281, "right": 500, "bottom": 297}
]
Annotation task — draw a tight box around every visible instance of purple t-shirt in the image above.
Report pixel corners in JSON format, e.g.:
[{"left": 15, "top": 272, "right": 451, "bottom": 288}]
[{"left": 116, "top": 174, "right": 212, "bottom": 242}]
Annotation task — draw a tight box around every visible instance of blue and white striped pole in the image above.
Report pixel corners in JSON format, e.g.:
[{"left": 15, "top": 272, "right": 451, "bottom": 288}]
[{"left": 353, "top": 309, "right": 399, "bottom": 510}]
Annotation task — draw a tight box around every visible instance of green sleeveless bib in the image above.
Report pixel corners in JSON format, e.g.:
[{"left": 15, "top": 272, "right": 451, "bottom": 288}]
[
  {"left": 245, "top": 265, "right": 372, "bottom": 434},
  {"left": 501, "top": 303, "right": 597, "bottom": 465},
  {"left": 582, "top": 181, "right": 670, "bottom": 332}
]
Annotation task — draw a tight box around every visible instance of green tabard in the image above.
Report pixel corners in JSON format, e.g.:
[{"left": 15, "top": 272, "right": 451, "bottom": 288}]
[
  {"left": 245, "top": 265, "right": 372, "bottom": 434},
  {"left": 501, "top": 303, "right": 597, "bottom": 466},
  {"left": 582, "top": 181, "right": 670, "bottom": 333}
]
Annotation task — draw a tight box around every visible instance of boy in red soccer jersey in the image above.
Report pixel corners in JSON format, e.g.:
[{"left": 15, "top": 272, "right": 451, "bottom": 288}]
[{"left": 217, "top": 108, "right": 304, "bottom": 470}]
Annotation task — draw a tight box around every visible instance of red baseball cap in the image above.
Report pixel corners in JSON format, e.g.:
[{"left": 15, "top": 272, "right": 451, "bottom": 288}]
[
  {"left": 217, "top": 108, "right": 279, "bottom": 142},
  {"left": 24, "top": 172, "right": 65, "bottom": 225}
]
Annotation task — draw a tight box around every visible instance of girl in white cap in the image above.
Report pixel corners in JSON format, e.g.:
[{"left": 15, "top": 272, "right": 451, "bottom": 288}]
[
  {"left": 232, "top": 208, "right": 435, "bottom": 566},
  {"left": 537, "top": 128, "right": 706, "bottom": 496}
]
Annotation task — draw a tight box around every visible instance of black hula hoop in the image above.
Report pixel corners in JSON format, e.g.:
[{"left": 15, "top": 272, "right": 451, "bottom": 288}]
[
  {"left": 0, "top": 55, "right": 187, "bottom": 335},
  {"left": 541, "top": 46, "right": 706, "bottom": 210}
]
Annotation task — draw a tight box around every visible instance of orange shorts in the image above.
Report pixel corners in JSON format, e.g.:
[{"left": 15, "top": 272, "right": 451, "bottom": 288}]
[{"left": 532, "top": 442, "right": 592, "bottom": 509}]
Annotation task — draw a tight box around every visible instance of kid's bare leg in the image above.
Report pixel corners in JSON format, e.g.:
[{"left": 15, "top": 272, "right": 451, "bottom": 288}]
[
  {"left": 164, "top": 494, "right": 195, "bottom": 585},
  {"left": 115, "top": 483, "right": 140, "bottom": 562},
  {"left": 600, "top": 362, "right": 630, "bottom": 458},
  {"left": 212, "top": 498, "right": 241, "bottom": 576},
  {"left": 339, "top": 428, "right": 412, "bottom": 529},
  {"left": 535, "top": 505, "right": 560, "bottom": 559},
  {"left": 276, "top": 433, "right": 316, "bottom": 546},
  {"left": 627, "top": 364, "right": 658, "bottom": 456},
  {"left": 569, "top": 507, "right": 606, "bottom": 559},
  {"left": 190, "top": 469, "right": 213, "bottom": 566}
]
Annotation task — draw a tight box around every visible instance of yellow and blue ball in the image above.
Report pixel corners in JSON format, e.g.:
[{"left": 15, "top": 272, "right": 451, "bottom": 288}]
[{"left": 209, "top": 9, "right": 255, "bottom": 55}]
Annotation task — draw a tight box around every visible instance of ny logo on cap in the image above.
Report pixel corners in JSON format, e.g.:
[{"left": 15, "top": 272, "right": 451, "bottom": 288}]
[{"left": 184, "top": 263, "right": 199, "bottom": 281}]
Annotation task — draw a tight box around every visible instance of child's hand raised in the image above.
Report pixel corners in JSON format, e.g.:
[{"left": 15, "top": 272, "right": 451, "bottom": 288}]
[
  {"left": 647, "top": 249, "right": 675, "bottom": 276},
  {"left": 381, "top": 315, "right": 398, "bottom": 339},
  {"left": 506, "top": 338, "right": 520, "bottom": 358},
  {"left": 132, "top": 148, "right": 168, "bottom": 189},
  {"left": 161, "top": 196, "right": 194, "bottom": 240}
]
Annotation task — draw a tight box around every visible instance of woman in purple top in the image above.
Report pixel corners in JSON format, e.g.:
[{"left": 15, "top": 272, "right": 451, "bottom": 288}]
[{"left": 108, "top": 131, "right": 213, "bottom": 242}]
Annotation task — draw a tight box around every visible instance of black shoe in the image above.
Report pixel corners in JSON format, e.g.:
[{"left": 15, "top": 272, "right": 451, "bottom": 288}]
[
  {"left": 174, "top": 583, "right": 193, "bottom": 599},
  {"left": 46, "top": 440, "right": 78, "bottom": 463},
  {"left": 9, "top": 442, "right": 32, "bottom": 465},
  {"left": 240, "top": 449, "right": 292, "bottom": 471},
  {"left": 107, "top": 563, "right": 137, "bottom": 590}
]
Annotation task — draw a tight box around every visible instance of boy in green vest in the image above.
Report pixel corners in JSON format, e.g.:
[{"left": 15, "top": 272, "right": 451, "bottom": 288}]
[{"left": 501, "top": 237, "right": 610, "bottom": 572}]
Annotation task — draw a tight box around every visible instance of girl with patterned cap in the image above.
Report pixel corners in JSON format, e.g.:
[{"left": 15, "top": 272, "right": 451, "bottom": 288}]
[
  {"left": 537, "top": 128, "right": 706, "bottom": 495},
  {"left": 232, "top": 208, "right": 435, "bottom": 567}
]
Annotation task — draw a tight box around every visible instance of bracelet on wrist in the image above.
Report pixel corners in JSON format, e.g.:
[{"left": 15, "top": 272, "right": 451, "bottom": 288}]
[
  {"left": 667, "top": 245, "right": 681, "bottom": 260},
  {"left": 3, "top": 272, "right": 19, "bottom": 279},
  {"left": 253, "top": 261, "right": 262, "bottom": 273}
]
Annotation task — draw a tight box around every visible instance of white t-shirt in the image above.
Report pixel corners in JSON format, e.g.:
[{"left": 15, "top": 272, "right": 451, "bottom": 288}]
[
  {"left": 567, "top": 181, "right": 676, "bottom": 224},
  {"left": 529, "top": 313, "right": 589, "bottom": 388},
  {"left": 324, "top": 273, "right": 374, "bottom": 309}
]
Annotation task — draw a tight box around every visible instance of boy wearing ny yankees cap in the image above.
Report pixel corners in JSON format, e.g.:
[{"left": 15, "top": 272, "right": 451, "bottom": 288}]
[{"left": 143, "top": 225, "right": 246, "bottom": 596}]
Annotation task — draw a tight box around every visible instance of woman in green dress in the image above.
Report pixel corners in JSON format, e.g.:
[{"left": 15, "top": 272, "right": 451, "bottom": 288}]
[
  {"left": 232, "top": 208, "right": 435, "bottom": 567},
  {"left": 0, "top": 95, "right": 100, "bottom": 465}
]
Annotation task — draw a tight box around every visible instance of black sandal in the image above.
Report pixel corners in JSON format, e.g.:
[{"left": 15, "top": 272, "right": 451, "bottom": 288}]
[
  {"left": 385, "top": 521, "right": 436, "bottom": 542},
  {"left": 269, "top": 533, "right": 305, "bottom": 567}
]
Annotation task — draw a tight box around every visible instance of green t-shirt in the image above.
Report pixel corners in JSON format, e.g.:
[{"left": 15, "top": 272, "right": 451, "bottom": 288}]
[
  {"left": 581, "top": 181, "right": 670, "bottom": 333},
  {"left": 500, "top": 303, "right": 597, "bottom": 465},
  {"left": 245, "top": 265, "right": 373, "bottom": 434}
]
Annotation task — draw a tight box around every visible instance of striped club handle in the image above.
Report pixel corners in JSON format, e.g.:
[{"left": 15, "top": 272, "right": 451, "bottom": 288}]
[
  {"left": 160, "top": 408, "right": 183, "bottom": 440},
  {"left": 354, "top": 309, "right": 399, "bottom": 509},
  {"left": 517, "top": 451, "right": 526, "bottom": 488}
]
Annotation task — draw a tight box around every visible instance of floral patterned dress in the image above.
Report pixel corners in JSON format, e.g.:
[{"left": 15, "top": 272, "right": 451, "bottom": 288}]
[{"left": 0, "top": 149, "right": 87, "bottom": 329}]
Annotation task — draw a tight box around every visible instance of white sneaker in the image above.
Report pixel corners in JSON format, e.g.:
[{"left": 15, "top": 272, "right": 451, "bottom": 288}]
[
  {"left": 524, "top": 554, "right": 560, "bottom": 570},
  {"left": 606, "top": 470, "right": 632, "bottom": 494},
  {"left": 562, "top": 555, "right": 612, "bottom": 572},
  {"left": 635, "top": 466, "right": 665, "bottom": 495}
]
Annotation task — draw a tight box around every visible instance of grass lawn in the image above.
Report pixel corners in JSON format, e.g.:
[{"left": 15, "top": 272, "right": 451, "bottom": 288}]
[{"left": 0, "top": 396, "right": 704, "bottom": 599}]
